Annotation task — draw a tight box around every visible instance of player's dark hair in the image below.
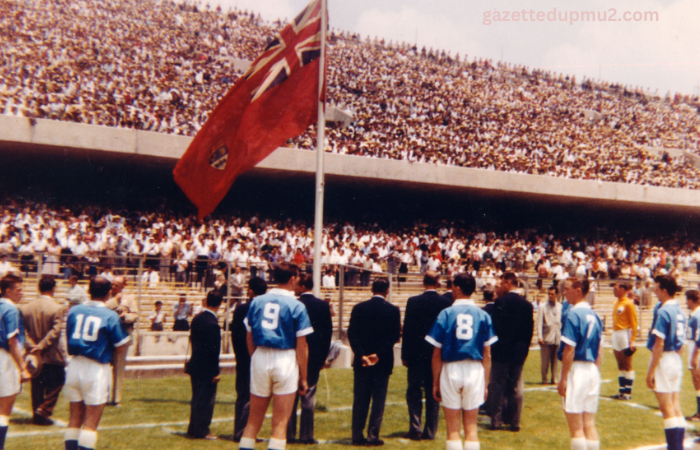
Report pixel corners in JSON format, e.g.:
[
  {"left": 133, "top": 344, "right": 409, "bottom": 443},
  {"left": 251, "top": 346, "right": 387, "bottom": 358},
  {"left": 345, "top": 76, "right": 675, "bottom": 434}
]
[
  {"left": 616, "top": 281, "right": 632, "bottom": 291},
  {"left": 38, "top": 275, "right": 56, "bottom": 294},
  {"left": 423, "top": 271, "right": 440, "bottom": 287},
  {"left": 453, "top": 272, "right": 476, "bottom": 296},
  {"left": 371, "top": 278, "right": 390, "bottom": 295},
  {"left": 685, "top": 289, "right": 700, "bottom": 303},
  {"left": 206, "top": 290, "right": 224, "bottom": 308},
  {"left": 501, "top": 271, "right": 518, "bottom": 286},
  {"left": 547, "top": 285, "right": 558, "bottom": 294},
  {"left": 248, "top": 277, "right": 268, "bottom": 297},
  {"left": 655, "top": 275, "right": 679, "bottom": 296},
  {"left": 568, "top": 277, "right": 590, "bottom": 295},
  {"left": 0, "top": 274, "right": 22, "bottom": 296},
  {"left": 274, "top": 262, "right": 299, "bottom": 284},
  {"left": 89, "top": 276, "right": 112, "bottom": 299},
  {"left": 298, "top": 273, "right": 314, "bottom": 291}
]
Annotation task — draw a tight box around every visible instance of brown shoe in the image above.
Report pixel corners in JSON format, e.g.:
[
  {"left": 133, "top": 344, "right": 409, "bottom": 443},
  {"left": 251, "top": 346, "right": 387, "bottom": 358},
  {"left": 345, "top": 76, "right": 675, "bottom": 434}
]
[
  {"left": 687, "top": 413, "right": 700, "bottom": 422},
  {"left": 203, "top": 434, "right": 217, "bottom": 440}
]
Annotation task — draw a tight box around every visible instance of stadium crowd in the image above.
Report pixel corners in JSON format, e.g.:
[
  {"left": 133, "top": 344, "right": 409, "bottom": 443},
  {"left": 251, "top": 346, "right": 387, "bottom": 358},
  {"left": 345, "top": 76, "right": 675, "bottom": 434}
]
[
  {"left": 2, "top": 0, "right": 700, "bottom": 189},
  {"left": 1, "top": 197, "right": 699, "bottom": 291}
]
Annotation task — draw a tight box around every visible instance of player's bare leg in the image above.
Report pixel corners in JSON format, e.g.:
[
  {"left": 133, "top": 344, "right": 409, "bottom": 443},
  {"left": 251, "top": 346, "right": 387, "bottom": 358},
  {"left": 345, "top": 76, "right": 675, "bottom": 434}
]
[
  {"left": 241, "top": 394, "right": 272, "bottom": 442},
  {"left": 270, "top": 393, "right": 297, "bottom": 439},
  {"left": 688, "top": 368, "right": 700, "bottom": 421},
  {"left": 462, "top": 408, "right": 479, "bottom": 449},
  {"left": 443, "top": 407, "right": 463, "bottom": 450},
  {"left": 655, "top": 392, "right": 685, "bottom": 450},
  {"left": 65, "top": 402, "right": 106, "bottom": 450},
  {"left": 0, "top": 394, "right": 18, "bottom": 450}
]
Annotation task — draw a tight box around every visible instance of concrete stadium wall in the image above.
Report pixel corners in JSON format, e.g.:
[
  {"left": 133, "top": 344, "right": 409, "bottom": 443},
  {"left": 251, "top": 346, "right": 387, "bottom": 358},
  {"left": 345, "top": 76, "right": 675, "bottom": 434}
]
[{"left": 2, "top": 114, "right": 700, "bottom": 211}]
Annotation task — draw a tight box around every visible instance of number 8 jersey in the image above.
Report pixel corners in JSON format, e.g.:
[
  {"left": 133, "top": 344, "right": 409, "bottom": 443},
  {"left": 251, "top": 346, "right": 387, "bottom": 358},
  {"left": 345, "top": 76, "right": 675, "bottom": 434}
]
[
  {"left": 425, "top": 299, "right": 498, "bottom": 362},
  {"left": 66, "top": 301, "right": 130, "bottom": 364},
  {"left": 245, "top": 288, "right": 313, "bottom": 349}
]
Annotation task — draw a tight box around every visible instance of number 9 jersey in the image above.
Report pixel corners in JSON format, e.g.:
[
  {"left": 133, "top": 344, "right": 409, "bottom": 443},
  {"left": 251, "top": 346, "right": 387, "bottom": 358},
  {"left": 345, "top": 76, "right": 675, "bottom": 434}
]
[
  {"left": 425, "top": 299, "right": 498, "bottom": 362},
  {"left": 647, "top": 299, "right": 686, "bottom": 352},
  {"left": 245, "top": 288, "right": 313, "bottom": 349},
  {"left": 66, "top": 301, "right": 131, "bottom": 364}
]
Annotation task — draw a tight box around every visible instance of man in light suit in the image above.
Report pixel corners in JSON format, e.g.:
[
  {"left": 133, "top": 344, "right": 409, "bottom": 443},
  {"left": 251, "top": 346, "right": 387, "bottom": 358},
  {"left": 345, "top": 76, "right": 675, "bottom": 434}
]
[
  {"left": 401, "top": 271, "right": 451, "bottom": 440},
  {"left": 348, "top": 278, "right": 401, "bottom": 446},
  {"left": 287, "top": 273, "right": 332, "bottom": 444},
  {"left": 21, "top": 275, "right": 66, "bottom": 425}
]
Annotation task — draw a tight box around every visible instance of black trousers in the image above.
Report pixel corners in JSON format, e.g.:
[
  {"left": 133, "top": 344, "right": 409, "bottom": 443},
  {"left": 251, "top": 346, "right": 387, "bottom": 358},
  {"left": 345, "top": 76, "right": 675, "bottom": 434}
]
[
  {"left": 406, "top": 364, "right": 439, "bottom": 439},
  {"left": 486, "top": 361, "right": 524, "bottom": 428},
  {"left": 352, "top": 369, "right": 390, "bottom": 443},
  {"left": 188, "top": 375, "right": 217, "bottom": 438},
  {"left": 31, "top": 364, "right": 65, "bottom": 416},
  {"left": 287, "top": 383, "right": 318, "bottom": 441},
  {"left": 233, "top": 366, "right": 250, "bottom": 442}
]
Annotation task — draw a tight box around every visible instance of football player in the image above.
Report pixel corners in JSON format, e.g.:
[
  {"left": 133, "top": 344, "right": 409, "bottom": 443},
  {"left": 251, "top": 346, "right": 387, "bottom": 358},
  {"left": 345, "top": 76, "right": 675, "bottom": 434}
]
[
  {"left": 610, "top": 282, "right": 638, "bottom": 400},
  {"left": 426, "top": 272, "right": 498, "bottom": 450},
  {"left": 647, "top": 275, "right": 687, "bottom": 450},
  {"left": 557, "top": 277, "right": 603, "bottom": 450},
  {"left": 63, "top": 277, "right": 130, "bottom": 450},
  {"left": 686, "top": 290, "right": 700, "bottom": 421}
]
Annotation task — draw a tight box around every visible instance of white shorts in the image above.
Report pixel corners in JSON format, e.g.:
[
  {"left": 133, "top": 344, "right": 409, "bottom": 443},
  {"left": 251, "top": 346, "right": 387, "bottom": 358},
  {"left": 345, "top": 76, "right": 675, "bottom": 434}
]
[
  {"left": 563, "top": 362, "right": 600, "bottom": 414},
  {"left": 64, "top": 356, "right": 111, "bottom": 405},
  {"left": 654, "top": 352, "right": 682, "bottom": 393},
  {"left": 250, "top": 347, "right": 298, "bottom": 397},
  {"left": 687, "top": 341, "right": 696, "bottom": 369},
  {"left": 439, "top": 360, "right": 485, "bottom": 411},
  {"left": 611, "top": 329, "right": 632, "bottom": 352},
  {"left": 0, "top": 349, "right": 20, "bottom": 397}
]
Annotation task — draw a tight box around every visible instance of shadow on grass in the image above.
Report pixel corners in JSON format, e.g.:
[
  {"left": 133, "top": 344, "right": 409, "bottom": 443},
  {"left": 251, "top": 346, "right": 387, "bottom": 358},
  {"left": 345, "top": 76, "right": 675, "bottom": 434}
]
[
  {"left": 9, "top": 417, "right": 34, "bottom": 425},
  {"left": 133, "top": 398, "right": 236, "bottom": 405}
]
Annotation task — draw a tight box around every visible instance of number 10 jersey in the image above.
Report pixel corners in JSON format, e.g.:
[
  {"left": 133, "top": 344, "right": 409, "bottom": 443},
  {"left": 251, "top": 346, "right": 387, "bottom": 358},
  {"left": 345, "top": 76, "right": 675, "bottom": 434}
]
[{"left": 66, "top": 301, "right": 130, "bottom": 364}]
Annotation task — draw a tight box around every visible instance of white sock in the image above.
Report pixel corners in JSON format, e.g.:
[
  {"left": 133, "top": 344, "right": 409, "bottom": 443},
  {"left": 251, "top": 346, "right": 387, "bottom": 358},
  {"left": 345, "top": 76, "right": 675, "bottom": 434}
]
[
  {"left": 464, "top": 441, "right": 480, "bottom": 450},
  {"left": 695, "top": 390, "right": 700, "bottom": 396},
  {"left": 239, "top": 437, "right": 256, "bottom": 450},
  {"left": 0, "top": 415, "right": 8, "bottom": 427},
  {"left": 571, "top": 437, "right": 587, "bottom": 450},
  {"left": 64, "top": 428, "right": 80, "bottom": 441},
  {"left": 78, "top": 430, "right": 98, "bottom": 449},
  {"left": 625, "top": 371, "right": 635, "bottom": 380},
  {"left": 268, "top": 438, "right": 286, "bottom": 450},
  {"left": 586, "top": 440, "right": 600, "bottom": 450},
  {"left": 664, "top": 418, "right": 678, "bottom": 429},
  {"left": 676, "top": 417, "right": 687, "bottom": 429},
  {"left": 446, "top": 440, "right": 462, "bottom": 450}
]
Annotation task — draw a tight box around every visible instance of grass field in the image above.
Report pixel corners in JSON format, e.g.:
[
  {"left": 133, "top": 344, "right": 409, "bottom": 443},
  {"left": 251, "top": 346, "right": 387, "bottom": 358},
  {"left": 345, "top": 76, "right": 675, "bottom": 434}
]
[{"left": 6, "top": 348, "right": 700, "bottom": 450}]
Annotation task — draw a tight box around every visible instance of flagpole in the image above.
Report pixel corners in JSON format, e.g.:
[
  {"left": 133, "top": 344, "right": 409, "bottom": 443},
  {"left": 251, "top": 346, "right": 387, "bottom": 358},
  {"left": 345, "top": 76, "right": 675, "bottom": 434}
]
[{"left": 312, "top": 0, "right": 327, "bottom": 298}]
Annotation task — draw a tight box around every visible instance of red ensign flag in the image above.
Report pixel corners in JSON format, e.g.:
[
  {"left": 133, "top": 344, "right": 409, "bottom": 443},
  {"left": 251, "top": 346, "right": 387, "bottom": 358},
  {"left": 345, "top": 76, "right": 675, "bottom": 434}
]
[{"left": 174, "top": 0, "right": 325, "bottom": 219}]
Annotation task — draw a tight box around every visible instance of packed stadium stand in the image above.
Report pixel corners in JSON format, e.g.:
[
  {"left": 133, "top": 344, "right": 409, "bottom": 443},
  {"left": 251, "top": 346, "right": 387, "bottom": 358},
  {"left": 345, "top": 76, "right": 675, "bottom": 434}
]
[{"left": 2, "top": 0, "right": 700, "bottom": 190}]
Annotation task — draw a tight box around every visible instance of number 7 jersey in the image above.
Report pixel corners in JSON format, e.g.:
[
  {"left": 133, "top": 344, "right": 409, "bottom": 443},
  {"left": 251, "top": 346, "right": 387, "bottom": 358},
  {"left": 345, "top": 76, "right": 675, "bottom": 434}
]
[
  {"left": 559, "top": 302, "right": 602, "bottom": 362},
  {"left": 425, "top": 299, "right": 498, "bottom": 362},
  {"left": 66, "top": 301, "right": 130, "bottom": 364}
]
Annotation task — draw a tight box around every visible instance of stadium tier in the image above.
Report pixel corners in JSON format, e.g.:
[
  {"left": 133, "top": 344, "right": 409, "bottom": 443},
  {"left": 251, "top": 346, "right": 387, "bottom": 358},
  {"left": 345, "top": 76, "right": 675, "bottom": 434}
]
[{"left": 2, "top": 0, "right": 700, "bottom": 190}]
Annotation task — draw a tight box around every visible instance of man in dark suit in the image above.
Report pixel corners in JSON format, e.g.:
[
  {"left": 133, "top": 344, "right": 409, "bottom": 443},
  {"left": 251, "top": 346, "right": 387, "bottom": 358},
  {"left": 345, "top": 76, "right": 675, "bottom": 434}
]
[
  {"left": 486, "top": 272, "right": 534, "bottom": 432},
  {"left": 287, "top": 273, "right": 332, "bottom": 444},
  {"left": 348, "top": 278, "right": 401, "bottom": 446},
  {"left": 186, "top": 290, "right": 223, "bottom": 440},
  {"left": 232, "top": 277, "right": 268, "bottom": 442},
  {"left": 401, "top": 271, "right": 451, "bottom": 440}
]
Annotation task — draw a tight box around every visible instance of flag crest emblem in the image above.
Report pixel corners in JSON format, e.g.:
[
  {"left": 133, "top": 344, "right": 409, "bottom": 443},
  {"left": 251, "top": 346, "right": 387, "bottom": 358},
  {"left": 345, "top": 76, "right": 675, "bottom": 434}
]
[{"left": 208, "top": 143, "right": 229, "bottom": 170}]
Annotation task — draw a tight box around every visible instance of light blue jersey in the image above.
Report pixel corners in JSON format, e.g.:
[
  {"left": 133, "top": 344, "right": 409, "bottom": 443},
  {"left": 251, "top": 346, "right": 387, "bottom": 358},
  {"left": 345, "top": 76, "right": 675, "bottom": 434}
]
[
  {"left": 560, "top": 300, "right": 571, "bottom": 330},
  {"left": 0, "top": 298, "right": 24, "bottom": 351},
  {"left": 688, "top": 308, "right": 700, "bottom": 344},
  {"left": 425, "top": 299, "right": 498, "bottom": 363},
  {"left": 66, "top": 301, "right": 130, "bottom": 364},
  {"left": 647, "top": 300, "right": 686, "bottom": 352},
  {"left": 245, "top": 288, "right": 313, "bottom": 350},
  {"left": 558, "top": 302, "right": 602, "bottom": 362}
]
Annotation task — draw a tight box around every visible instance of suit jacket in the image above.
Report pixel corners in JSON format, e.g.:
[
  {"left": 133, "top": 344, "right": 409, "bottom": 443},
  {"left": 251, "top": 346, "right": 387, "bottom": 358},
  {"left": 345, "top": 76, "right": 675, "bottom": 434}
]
[
  {"left": 188, "top": 309, "right": 221, "bottom": 380},
  {"left": 231, "top": 301, "right": 250, "bottom": 389},
  {"left": 401, "top": 290, "right": 451, "bottom": 367},
  {"left": 491, "top": 291, "right": 534, "bottom": 364},
  {"left": 298, "top": 293, "right": 332, "bottom": 386},
  {"left": 348, "top": 296, "right": 401, "bottom": 376},
  {"left": 20, "top": 295, "right": 67, "bottom": 365}
]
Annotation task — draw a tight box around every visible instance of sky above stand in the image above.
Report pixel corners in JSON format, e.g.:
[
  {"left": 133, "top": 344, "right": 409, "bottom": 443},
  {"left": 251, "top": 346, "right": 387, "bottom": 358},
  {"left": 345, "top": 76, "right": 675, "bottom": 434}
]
[{"left": 209, "top": 0, "right": 700, "bottom": 96}]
